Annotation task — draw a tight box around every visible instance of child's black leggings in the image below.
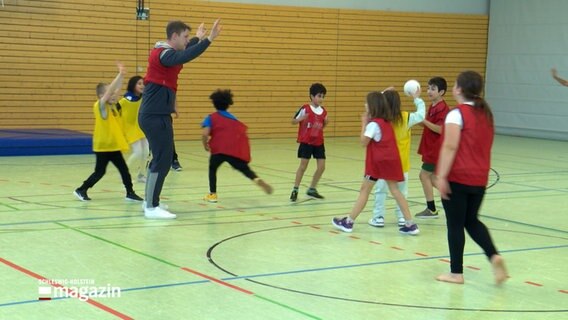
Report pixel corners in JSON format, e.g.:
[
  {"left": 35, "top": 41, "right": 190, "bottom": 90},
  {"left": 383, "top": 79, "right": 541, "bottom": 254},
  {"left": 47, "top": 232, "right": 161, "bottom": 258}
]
[
  {"left": 441, "top": 181, "right": 498, "bottom": 274},
  {"left": 79, "top": 151, "right": 133, "bottom": 192},
  {"left": 209, "top": 154, "right": 257, "bottom": 193}
]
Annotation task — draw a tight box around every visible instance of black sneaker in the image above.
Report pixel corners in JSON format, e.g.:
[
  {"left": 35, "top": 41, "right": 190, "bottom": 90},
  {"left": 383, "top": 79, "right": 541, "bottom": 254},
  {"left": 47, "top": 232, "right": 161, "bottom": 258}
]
[
  {"left": 125, "top": 192, "right": 144, "bottom": 202},
  {"left": 307, "top": 189, "right": 324, "bottom": 199},
  {"left": 171, "top": 160, "right": 183, "bottom": 171},
  {"left": 73, "top": 189, "right": 91, "bottom": 201},
  {"left": 290, "top": 190, "right": 298, "bottom": 202}
]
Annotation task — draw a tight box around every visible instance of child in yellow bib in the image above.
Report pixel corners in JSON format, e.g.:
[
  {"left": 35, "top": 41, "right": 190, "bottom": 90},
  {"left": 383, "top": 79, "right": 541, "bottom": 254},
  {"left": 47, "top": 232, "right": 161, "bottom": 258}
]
[
  {"left": 74, "top": 62, "right": 143, "bottom": 202},
  {"left": 118, "top": 75, "right": 149, "bottom": 183},
  {"left": 369, "top": 87, "right": 425, "bottom": 228}
]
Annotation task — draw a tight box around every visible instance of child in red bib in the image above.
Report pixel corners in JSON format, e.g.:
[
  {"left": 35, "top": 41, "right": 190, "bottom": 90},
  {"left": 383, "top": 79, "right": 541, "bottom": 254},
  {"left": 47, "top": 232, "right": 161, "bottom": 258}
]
[
  {"left": 435, "top": 71, "right": 507, "bottom": 285},
  {"left": 202, "top": 89, "right": 273, "bottom": 203},
  {"left": 331, "top": 91, "right": 419, "bottom": 235}
]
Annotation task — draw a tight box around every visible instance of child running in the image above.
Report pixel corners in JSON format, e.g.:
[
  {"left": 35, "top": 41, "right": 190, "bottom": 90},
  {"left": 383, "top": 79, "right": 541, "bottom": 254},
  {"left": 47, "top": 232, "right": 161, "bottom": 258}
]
[{"left": 202, "top": 89, "right": 273, "bottom": 202}]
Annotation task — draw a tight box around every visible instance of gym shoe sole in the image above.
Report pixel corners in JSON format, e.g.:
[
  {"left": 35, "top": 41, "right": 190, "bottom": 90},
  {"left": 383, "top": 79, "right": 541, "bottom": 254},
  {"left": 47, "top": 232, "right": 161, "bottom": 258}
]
[
  {"left": 331, "top": 217, "right": 353, "bottom": 233},
  {"left": 290, "top": 190, "right": 298, "bottom": 202},
  {"left": 399, "top": 224, "right": 420, "bottom": 235},
  {"left": 144, "top": 207, "right": 176, "bottom": 219},
  {"left": 73, "top": 190, "right": 91, "bottom": 201},
  {"left": 415, "top": 209, "right": 439, "bottom": 219},
  {"left": 204, "top": 194, "right": 218, "bottom": 203},
  {"left": 141, "top": 201, "right": 169, "bottom": 211},
  {"left": 307, "top": 191, "right": 324, "bottom": 199},
  {"left": 368, "top": 217, "right": 385, "bottom": 227}
]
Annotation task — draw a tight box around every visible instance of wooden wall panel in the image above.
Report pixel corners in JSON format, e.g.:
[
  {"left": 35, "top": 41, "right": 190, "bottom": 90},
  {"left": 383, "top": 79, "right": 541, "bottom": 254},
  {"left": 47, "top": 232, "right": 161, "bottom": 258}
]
[{"left": 0, "top": 0, "right": 488, "bottom": 140}]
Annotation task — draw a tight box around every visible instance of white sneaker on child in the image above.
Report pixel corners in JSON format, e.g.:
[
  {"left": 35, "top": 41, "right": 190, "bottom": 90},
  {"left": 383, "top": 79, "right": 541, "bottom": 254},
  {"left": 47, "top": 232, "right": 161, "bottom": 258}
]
[
  {"left": 368, "top": 216, "right": 385, "bottom": 227},
  {"left": 144, "top": 206, "right": 176, "bottom": 220}
]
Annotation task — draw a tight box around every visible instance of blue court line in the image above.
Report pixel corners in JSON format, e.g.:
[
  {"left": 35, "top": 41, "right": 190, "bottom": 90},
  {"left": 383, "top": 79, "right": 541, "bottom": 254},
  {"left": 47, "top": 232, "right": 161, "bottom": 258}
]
[
  {"left": 481, "top": 214, "right": 568, "bottom": 234},
  {"left": 2, "top": 244, "right": 566, "bottom": 309},
  {"left": 218, "top": 244, "right": 568, "bottom": 281}
]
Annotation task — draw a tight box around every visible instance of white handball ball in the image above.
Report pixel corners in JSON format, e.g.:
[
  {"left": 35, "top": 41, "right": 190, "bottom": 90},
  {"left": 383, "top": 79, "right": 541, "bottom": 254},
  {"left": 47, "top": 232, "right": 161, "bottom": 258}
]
[{"left": 403, "top": 79, "right": 420, "bottom": 97}]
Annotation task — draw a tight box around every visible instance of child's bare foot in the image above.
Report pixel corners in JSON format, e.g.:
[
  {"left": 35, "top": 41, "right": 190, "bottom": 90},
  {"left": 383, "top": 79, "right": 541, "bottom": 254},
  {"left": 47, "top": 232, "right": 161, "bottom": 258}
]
[
  {"left": 436, "top": 273, "right": 464, "bottom": 284},
  {"left": 255, "top": 179, "right": 273, "bottom": 194},
  {"left": 491, "top": 255, "right": 508, "bottom": 285}
]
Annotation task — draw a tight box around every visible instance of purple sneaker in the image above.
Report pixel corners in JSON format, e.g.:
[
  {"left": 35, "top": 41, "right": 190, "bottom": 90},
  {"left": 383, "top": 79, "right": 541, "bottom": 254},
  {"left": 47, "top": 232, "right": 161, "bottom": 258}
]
[
  {"left": 399, "top": 223, "right": 420, "bottom": 235},
  {"left": 332, "top": 217, "right": 353, "bottom": 233}
]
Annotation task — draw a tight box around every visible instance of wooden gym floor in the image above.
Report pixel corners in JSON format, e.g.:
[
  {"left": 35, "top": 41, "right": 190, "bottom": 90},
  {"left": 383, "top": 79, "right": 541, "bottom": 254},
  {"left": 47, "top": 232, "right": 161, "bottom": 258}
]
[{"left": 0, "top": 135, "right": 566, "bottom": 319}]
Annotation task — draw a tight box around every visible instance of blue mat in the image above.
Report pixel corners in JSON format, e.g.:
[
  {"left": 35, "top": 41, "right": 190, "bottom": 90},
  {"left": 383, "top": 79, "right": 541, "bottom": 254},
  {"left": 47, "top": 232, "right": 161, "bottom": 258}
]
[{"left": 0, "top": 129, "right": 92, "bottom": 156}]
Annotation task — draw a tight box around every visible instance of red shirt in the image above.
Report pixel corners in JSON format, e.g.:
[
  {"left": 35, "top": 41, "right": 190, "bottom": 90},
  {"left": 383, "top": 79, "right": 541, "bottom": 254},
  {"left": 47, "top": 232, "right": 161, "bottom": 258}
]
[
  {"left": 365, "top": 119, "right": 404, "bottom": 181},
  {"left": 442, "top": 104, "right": 494, "bottom": 186},
  {"left": 417, "top": 100, "right": 449, "bottom": 164},
  {"left": 296, "top": 104, "right": 327, "bottom": 146},
  {"left": 208, "top": 112, "right": 251, "bottom": 163},
  {"left": 144, "top": 47, "right": 183, "bottom": 92}
]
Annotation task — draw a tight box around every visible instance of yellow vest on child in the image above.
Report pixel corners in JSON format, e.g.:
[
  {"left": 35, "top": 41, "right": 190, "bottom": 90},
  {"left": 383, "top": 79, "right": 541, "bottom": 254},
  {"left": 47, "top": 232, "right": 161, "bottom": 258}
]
[
  {"left": 92, "top": 101, "right": 129, "bottom": 152},
  {"left": 118, "top": 97, "right": 146, "bottom": 144},
  {"left": 392, "top": 111, "right": 411, "bottom": 172}
]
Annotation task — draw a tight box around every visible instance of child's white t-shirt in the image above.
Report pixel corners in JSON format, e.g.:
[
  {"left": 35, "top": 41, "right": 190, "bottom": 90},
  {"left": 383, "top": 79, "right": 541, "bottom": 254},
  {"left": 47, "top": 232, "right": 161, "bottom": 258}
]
[
  {"left": 364, "top": 122, "right": 382, "bottom": 142},
  {"left": 445, "top": 102, "right": 474, "bottom": 128},
  {"left": 295, "top": 105, "right": 326, "bottom": 119}
]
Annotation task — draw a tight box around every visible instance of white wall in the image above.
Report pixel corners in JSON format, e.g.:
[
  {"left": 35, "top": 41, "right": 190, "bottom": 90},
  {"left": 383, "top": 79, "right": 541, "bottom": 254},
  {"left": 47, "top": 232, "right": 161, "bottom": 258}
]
[
  {"left": 210, "top": 0, "right": 488, "bottom": 14},
  {"left": 485, "top": 0, "right": 568, "bottom": 140}
]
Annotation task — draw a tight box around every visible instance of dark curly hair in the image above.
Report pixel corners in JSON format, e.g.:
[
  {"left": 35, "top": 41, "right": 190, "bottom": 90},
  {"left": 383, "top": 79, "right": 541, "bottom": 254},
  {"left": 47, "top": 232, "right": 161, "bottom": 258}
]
[{"left": 209, "top": 89, "right": 234, "bottom": 111}]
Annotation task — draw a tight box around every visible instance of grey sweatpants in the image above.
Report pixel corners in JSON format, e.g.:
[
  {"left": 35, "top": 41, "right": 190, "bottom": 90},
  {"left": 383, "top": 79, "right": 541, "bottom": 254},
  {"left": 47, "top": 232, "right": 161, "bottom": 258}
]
[{"left": 138, "top": 113, "right": 173, "bottom": 208}]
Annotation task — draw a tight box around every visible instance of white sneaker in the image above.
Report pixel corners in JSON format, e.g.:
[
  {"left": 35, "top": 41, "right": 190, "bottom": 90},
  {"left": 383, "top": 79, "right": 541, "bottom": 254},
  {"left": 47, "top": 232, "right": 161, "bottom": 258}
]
[
  {"left": 397, "top": 217, "right": 406, "bottom": 227},
  {"left": 144, "top": 206, "right": 176, "bottom": 219},
  {"left": 368, "top": 216, "right": 385, "bottom": 227},
  {"left": 142, "top": 201, "right": 169, "bottom": 211}
]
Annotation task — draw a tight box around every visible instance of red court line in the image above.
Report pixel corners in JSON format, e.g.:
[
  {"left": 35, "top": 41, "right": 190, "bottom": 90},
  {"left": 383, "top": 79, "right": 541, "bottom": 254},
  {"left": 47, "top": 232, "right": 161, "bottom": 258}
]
[
  {"left": 525, "top": 281, "right": 543, "bottom": 287},
  {"left": 329, "top": 230, "right": 340, "bottom": 234},
  {"left": 291, "top": 221, "right": 302, "bottom": 225},
  {"left": 559, "top": 290, "right": 568, "bottom": 294},
  {"left": 310, "top": 226, "right": 321, "bottom": 230},
  {"left": 414, "top": 252, "right": 428, "bottom": 257},
  {"left": 0, "top": 257, "right": 133, "bottom": 320},
  {"left": 181, "top": 267, "right": 253, "bottom": 295},
  {"left": 390, "top": 246, "right": 404, "bottom": 251},
  {"left": 349, "top": 236, "right": 360, "bottom": 240},
  {"left": 439, "top": 258, "right": 451, "bottom": 263},
  {"left": 369, "top": 241, "right": 382, "bottom": 245},
  {"left": 466, "top": 265, "right": 480, "bottom": 271}
]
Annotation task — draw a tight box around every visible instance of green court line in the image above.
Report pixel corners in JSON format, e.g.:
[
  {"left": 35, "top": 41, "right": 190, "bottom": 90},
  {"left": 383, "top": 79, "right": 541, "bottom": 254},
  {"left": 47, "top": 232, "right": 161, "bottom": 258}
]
[
  {"left": 55, "top": 222, "right": 180, "bottom": 268},
  {"left": 0, "top": 202, "right": 20, "bottom": 210},
  {"left": 254, "top": 294, "right": 323, "bottom": 320},
  {"left": 54, "top": 222, "right": 321, "bottom": 319}
]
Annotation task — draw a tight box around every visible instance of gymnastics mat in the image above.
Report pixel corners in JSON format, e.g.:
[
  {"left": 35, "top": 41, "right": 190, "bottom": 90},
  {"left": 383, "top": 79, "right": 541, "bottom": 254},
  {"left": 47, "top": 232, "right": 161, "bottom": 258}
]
[{"left": 0, "top": 129, "right": 92, "bottom": 156}]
